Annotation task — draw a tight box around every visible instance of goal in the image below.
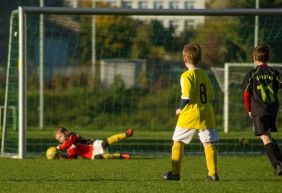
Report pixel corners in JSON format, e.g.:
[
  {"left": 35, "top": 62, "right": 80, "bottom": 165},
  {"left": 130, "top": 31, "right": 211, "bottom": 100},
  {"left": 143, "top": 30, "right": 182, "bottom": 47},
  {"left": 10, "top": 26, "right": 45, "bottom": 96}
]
[{"left": 2, "top": 6, "right": 282, "bottom": 158}]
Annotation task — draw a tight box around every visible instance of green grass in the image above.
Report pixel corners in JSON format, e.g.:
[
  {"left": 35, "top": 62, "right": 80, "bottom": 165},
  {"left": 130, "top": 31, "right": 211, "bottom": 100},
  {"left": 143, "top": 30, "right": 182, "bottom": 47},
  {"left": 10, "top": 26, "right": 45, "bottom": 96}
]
[{"left": 0, "top": 156, "right": 281, "bottom": 193}]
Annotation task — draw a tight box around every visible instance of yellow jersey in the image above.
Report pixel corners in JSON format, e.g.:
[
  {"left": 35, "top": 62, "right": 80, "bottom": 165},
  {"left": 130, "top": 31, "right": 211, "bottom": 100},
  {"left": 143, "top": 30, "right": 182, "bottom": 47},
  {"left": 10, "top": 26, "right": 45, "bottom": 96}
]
[{"left": 176, "top": 68, "right": 216, "bottom": 129}]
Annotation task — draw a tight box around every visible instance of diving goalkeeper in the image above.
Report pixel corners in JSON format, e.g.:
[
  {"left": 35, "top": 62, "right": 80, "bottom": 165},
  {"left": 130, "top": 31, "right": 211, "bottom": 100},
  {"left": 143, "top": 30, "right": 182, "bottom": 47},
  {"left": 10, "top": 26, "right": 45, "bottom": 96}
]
[{"left": 54, "top": 127, "right": 133, "bottom": 160}]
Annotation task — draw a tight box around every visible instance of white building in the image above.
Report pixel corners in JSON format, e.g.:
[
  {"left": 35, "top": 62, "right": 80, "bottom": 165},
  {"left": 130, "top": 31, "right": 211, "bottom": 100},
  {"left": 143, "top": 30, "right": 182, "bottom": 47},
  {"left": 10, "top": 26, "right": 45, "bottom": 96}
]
[
  {"left": 99, "top": 0, "right": 206, "bottom": 32},
  {"left": 100, "top": 59, "right": 146, "bottom": 88},
  {"left": 65, "top": 0, "right": 206, "bottom": 32}
]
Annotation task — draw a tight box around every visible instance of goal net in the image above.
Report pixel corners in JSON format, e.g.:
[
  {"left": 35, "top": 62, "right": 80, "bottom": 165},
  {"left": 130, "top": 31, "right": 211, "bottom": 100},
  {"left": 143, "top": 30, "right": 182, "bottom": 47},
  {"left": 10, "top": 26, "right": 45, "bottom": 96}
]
[{"left": 2, "top": 6, "right": 282, "bottom": 158}]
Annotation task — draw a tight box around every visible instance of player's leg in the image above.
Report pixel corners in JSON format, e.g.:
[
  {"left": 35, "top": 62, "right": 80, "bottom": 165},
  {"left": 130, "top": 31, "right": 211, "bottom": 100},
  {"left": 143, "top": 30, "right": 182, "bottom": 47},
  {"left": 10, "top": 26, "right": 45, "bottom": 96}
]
[
  {"left": 272, "top": 138, "right": 282, "bottom": 161},
  {"left": 199, "top": 128, "right": 219, "bottom": 181},
  {"left": 203, "top": 142, "right": 218, "bottom": 181},
  {"left": 163, "top": 141, "right": 184, "bottom": 181},
  {"left": 268, "top": 115, "right": 282, "bottom": 161},
  {"left": 163, "top": 127, "right": 195, "bottom": 181},
  {"left": 254, "top": 116, "right": 282, "bottom": 176},
  {"left": 94, "top": 153, "right": 130, "bottom": 160},
  {"left": 261, "top": 133, "right": 282, "bottom": 175},
  {"left": 92, "top": 139, "right": 130, "bottom": 160},
  {"left": 171, "top": 141, "right": 184, "bottom": 175},
  {"left": 103, "top": 128, "right": 133, "bottom": 148}
]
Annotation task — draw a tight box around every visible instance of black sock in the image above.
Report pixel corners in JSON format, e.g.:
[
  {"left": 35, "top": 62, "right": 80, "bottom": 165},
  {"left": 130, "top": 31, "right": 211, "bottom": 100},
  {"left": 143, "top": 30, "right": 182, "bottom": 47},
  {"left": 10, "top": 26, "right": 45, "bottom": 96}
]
[
  {"left": 272, "top": 138, "right": 282, "bottom": 161},
  {"left": 272, "top": 138, "right": 281, "bottom": 152},
  {"left": 264, "top": 143, "right": 280, "bottom": 168}
]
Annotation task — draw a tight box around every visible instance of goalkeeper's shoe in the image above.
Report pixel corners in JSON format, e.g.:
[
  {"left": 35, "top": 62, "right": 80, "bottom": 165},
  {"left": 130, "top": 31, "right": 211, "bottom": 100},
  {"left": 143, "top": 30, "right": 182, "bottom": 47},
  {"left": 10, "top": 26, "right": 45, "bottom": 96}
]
[
  {"left": 206, "top": 174, "right": 219, "bottom": 181},
  {"left": 126, "top": 128, "right": 133, "bottom": 137},
  {"left": 120, "top": 153, "right": 130, "bottom": 160},
  {"left": 274, "top": 164, "right": 282, "bottom": 176},
  {"left": 162, "top": 171, "right": 180, "bottom": 181}
]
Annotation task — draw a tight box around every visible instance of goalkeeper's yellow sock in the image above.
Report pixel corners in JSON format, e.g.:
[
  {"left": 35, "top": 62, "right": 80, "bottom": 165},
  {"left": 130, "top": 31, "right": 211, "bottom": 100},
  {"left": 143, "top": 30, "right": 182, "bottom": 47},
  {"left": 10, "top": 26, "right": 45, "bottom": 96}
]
[
  {"left": 204, "top": 143, "right": 217, "bottom": 176},
  {"left": 106, "top": 132, "right": 127, "bottom": 145},
  {"left": 171, "top": 141, "right": 184, "bottom": 175},
  {"left": 101, "top": 153, "right": 121, "bottom": 159}
]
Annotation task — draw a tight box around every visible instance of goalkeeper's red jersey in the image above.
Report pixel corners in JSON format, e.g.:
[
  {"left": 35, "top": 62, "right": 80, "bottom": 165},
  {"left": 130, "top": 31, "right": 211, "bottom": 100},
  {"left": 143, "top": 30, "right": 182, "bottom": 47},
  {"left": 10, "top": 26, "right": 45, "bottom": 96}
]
[
  {"left": 58, "top": 132, "right": 94, "bottom": 159},
  {"left": 241, "top": 64, "right": 282, "bottom": 116}
]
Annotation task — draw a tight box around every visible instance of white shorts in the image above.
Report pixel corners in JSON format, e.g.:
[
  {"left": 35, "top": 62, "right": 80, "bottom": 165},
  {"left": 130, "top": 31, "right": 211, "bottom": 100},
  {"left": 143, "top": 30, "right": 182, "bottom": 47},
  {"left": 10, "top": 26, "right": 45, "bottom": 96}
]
[
  {"left": 172, "top": 126, "right": 218, "bottom": 144},
  {"left": 91, "top": 140, "right": 108, "bottom": 159}
]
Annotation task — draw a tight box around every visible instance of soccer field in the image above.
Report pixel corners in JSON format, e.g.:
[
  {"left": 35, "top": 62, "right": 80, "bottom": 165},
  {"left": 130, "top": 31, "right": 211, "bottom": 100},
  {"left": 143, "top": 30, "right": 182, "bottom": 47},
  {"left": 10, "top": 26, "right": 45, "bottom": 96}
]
[{"left": 0, "top": 156, "right": 281, "bottom": 193}]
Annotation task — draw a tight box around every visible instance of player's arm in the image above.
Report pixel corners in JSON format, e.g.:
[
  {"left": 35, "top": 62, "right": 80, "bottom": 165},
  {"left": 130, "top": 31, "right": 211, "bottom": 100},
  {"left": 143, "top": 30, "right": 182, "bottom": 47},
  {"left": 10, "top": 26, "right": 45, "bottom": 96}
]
[
  {"left": 58, "top": 146, "right": 78, "bottom": 159},
  {"left": 242, "top": 72, "right": 253, "bottom": 118},
  {"left": 179, "top": 99, "right": 190, "bottom": 109},
  {"left": 176, "top": 74, "right": 192, "bottom": 115},
  {"left": 176, "top": 99, "right": 190, "bottom": 115},
  {"left": 58, "top": 134, "right": 78, "bottom": 150},
  {"left": 66, "top": 146, "right": 78, "bottom": 159},
  {"left": 243, "top": 90, "right": 252, "bottom": 117}
]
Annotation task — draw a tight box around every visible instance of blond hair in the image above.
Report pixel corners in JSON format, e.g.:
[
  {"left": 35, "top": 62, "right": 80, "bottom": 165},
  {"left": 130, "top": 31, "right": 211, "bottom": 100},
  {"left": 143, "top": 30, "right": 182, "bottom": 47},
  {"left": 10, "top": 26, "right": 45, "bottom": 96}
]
[
  {"left": 54, "top": 127, "right": 68, "bottom": 137},
  {"left": 182, "top": 43, "right": 202, "bottom": 65}
]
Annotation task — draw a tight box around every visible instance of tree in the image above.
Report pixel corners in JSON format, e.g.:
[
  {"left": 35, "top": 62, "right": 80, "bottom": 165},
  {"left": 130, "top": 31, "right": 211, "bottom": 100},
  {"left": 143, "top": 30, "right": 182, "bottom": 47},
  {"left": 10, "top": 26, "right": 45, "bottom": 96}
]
[
  {"left": 131, "top": 24, "right": 152, "bottom": 59},
  {"left": 191, "top": 16, "right": 251, "bottom": 67},
  {"left": 228, "top": 0, "right": 282, "bottom": 62},
  {"left": 96, "top": 15, "right": 139, "bottom": 59}
]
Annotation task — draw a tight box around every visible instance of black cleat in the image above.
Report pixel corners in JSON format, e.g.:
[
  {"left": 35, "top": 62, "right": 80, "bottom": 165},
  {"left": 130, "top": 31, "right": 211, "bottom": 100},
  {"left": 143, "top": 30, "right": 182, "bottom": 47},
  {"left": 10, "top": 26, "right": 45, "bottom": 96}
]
[
  {"left": 274, "top": 165, "right": 282, "bottom": 176},
  {"left": 206, "top": 174, "right": 219, "bottom": 181},
  {"left": 162, "top": 171, "right": 180, "bottom": 181}
]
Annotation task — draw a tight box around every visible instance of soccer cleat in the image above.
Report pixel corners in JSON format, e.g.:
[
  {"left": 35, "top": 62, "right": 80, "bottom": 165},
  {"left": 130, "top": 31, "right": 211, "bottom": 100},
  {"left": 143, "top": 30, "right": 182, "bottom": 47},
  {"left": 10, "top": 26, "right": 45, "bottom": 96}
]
[
  {"left": 206, "top": 174, "right": 219, "bottom": 181},
  {"left": 120, "top": 153, "right": 130, "bottom": 160},
  {"left": 126, "top": 128, "right": 133, "bottom": 137},
  {"left": 274, "top": 165, "right": 282, "bottom": 176},
  {"left": 162, "top": 171, "right": 180, "bottom": 181}
]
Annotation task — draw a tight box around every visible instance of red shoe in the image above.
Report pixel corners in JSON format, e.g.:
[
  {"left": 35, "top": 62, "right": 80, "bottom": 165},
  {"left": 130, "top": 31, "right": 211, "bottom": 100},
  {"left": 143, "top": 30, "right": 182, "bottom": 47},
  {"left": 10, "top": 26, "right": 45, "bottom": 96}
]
[
  {"left": 126, "top": 128, "right": 133, "bottom": 137},
  {"left": 121, "top": 153, "right": 130, "bottom": 160}
]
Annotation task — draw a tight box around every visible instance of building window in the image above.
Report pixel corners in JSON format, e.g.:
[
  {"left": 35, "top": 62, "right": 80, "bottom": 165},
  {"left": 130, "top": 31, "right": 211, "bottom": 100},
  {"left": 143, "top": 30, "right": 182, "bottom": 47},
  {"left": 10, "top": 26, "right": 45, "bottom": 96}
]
[
  {"left": 185, "top": 1, "right": 195, "bottom": 9},
  {"left": 154, "top": 1, "right": 163, "bottom": 9},
  {"left": 138, "top": 1, "right": 148, "bottom": 9},
  {"left": 122, "top": 1, "right": 132, "bottom": 8},
  {"left": 105, "top": 0, "right": 117, "bottom": 7},
  {"left": 185, "top": 19, "right": 194, "bottom": 30},
  {"left": 169, "top": 20, "right": 179, "bottom": 28},
  {"left": 169, "top": 1, "right": 178, "bottom": 9}
]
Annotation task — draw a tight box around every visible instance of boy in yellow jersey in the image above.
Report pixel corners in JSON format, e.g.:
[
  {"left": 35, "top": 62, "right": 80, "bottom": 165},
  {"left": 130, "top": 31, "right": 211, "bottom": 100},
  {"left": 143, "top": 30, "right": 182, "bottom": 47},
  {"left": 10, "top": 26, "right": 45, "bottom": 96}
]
[{"left": 162, "top": 43, "right": 219, "bottom": 181}]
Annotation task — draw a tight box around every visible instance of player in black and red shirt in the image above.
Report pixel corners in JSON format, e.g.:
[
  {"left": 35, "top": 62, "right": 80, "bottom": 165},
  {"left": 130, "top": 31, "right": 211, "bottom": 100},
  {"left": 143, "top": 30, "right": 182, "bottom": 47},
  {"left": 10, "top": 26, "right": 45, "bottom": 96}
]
[
  {"left": 242, "top": 44, "right": 282, "bottom": 176},
  {"left": 54, "top": 127, "right": 133, "bottom": 160}
]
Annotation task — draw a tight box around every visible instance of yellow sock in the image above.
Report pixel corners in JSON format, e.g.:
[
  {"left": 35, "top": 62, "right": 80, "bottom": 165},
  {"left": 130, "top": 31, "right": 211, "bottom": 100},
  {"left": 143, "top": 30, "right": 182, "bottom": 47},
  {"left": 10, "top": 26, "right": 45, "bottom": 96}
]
[
  {"left": 102, "top": 153, "right": 121, "bottom": 159},
  {"left": 171, "top": 141, "right": 184, "bottom": 175},
  {"left": 204, "top": 143, "right": 217, "bottom": 176},
  {"left": 106, "top": 133, "right": 127, "bottom": 145}
]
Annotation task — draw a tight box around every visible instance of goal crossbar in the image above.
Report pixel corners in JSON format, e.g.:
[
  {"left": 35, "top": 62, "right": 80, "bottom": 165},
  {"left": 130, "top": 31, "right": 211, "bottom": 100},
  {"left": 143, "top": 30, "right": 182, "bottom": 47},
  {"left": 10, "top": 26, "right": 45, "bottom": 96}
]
[{"left": 21, "top": 7, "right": 282, "bottom": 16}]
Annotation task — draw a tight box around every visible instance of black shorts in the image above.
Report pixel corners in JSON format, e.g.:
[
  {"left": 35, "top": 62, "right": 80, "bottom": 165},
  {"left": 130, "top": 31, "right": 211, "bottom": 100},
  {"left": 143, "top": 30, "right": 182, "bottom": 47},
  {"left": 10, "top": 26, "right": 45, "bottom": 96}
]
[{"left": 252, "top": 115, "right": 277, "bottom": 136}]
